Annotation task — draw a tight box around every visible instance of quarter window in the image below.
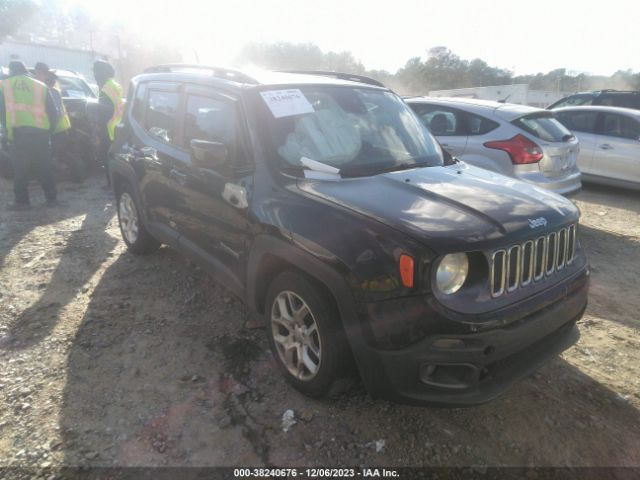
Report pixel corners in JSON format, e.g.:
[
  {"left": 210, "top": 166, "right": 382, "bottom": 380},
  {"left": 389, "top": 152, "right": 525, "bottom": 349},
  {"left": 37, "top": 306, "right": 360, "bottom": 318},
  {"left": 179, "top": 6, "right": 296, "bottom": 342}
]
[
  {"left": 466, "top": 112, "right": 499, "bottom": 135},
  {"left": 145, "top": 90, "right": 180, "bottom": 145}
]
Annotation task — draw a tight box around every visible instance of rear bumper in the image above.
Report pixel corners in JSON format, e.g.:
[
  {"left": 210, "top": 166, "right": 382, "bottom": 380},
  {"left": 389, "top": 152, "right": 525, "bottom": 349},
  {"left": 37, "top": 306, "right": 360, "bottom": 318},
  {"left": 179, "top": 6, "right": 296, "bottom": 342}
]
[
  {"left": 514, "top": 169, "right": 582, "bottom": 196},
  {"left": 354, "top": 267, "right": 588, "bottom": 406}
]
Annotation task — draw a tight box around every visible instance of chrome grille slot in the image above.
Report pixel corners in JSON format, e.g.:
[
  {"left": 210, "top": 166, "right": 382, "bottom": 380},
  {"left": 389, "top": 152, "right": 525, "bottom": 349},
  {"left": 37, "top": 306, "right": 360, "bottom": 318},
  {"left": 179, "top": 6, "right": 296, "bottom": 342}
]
[
  {"left": 567, "top": 225, "right": 576, "bottom": 264},
  {"left": 546, "top": 232, "right": 557, "bottom": 276},
  {"left": 533, "top": 236, "right": 546, "bottom": 281},
  {"left": 521, "top": 240, "right": 534, "bottom": 286},
  {"left": 506, "top": 245, "right": 521, "bottom": 292},
  {"left": 557, "top": 228, "right": 567, "bottom": 270},
  {"left": 489, "top": 224, "right": 578, "bottom": 298},
  {"left": 490, "top": 250, "right": 506, "bottom": 297}
]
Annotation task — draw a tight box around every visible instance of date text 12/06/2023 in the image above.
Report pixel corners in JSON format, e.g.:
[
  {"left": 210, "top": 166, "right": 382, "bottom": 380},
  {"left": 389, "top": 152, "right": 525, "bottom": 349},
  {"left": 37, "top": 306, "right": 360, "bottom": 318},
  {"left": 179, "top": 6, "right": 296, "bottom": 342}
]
[{"left": 233, "top": 468, "right": 400, "bottom": 478}]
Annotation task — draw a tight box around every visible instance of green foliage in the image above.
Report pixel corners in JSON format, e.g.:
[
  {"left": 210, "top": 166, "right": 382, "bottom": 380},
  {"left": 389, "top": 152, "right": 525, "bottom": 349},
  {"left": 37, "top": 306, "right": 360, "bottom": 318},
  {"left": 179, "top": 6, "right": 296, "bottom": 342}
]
[{"left": 0, "top": 0, "right": 35, "bottom": 40}]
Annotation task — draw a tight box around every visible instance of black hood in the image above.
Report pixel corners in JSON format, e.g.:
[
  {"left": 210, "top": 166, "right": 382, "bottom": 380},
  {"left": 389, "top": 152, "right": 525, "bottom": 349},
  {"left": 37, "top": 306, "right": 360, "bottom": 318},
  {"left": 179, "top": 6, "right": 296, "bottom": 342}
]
[{"left": 297, "top": 163, "right": 579, "bottom": 253}]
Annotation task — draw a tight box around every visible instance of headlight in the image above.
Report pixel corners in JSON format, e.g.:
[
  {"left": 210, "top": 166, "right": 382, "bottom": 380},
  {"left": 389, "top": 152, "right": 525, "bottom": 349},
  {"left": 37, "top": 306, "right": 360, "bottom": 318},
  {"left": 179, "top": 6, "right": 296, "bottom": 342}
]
[{"left": 436, "top": 253, "right": 469, "bottom": 294}]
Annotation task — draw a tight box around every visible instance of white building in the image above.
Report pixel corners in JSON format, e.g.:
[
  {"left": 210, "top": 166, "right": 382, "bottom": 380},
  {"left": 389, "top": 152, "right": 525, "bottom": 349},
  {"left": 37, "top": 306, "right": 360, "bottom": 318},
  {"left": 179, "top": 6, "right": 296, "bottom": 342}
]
[
  {"left": 428, "top": 84, "right": 569, "bottom": 108},
  {"left": 0, "top": 40, "right": 108, "bottom": 82}
]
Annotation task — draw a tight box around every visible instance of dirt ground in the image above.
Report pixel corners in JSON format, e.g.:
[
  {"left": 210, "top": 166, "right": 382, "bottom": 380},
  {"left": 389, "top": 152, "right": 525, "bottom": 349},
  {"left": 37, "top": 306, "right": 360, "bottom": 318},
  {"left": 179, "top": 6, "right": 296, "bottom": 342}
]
[{"left": 0, "top": 175, "right": 639, "bottom": 470}]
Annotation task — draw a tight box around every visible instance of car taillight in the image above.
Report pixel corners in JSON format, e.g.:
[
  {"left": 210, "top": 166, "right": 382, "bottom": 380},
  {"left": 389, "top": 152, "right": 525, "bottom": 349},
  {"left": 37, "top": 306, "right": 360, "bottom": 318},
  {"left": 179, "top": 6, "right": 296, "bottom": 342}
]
[{"left": 484, "top": 134, "right": 544, "bottom": 165}]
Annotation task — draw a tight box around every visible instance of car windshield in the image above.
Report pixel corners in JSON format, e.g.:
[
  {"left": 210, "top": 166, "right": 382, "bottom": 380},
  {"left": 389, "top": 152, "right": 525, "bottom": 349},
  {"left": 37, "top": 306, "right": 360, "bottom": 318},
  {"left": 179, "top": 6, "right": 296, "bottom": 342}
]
[
  {"left": 255, "top": 85, "right": 443, "bottom": 176},
  {"left": 57, "top": 75, "right": 95, "bottom": 99}
]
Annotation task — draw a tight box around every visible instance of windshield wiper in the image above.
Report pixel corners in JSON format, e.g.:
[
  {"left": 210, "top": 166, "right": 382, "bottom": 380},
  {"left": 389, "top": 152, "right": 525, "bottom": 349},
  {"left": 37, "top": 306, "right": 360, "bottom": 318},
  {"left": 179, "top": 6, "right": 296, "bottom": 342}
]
[
  {"left": 341, "top": 161, "right": 432, "bottom": 178},
  {"left": 378, "top": 161, "right": 433, "bottom": 173}
]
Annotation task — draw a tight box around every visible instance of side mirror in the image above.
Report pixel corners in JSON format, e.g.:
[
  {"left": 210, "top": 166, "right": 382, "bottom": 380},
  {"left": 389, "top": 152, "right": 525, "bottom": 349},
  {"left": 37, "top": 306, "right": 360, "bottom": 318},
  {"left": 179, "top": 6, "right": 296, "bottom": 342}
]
[{"left": 190, "top": 139, "right": 228, "bottom": 169}]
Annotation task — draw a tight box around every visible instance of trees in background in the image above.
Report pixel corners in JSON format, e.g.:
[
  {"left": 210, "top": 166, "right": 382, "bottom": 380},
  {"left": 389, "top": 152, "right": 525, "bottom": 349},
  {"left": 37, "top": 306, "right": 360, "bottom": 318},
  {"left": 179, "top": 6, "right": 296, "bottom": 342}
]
[
  {"left": 238, "top": 42, "right": 640, "bottom": 95},
  {"left": 0, "top": 0, "right": 35, "bottom": 40}
]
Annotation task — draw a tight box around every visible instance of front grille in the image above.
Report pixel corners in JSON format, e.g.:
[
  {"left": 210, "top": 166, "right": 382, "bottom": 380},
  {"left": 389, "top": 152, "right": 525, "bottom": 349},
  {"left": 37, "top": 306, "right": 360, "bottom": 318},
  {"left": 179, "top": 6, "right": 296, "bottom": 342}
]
[{"left": 490, "top": 224, "right": 577, "bottom": 298}]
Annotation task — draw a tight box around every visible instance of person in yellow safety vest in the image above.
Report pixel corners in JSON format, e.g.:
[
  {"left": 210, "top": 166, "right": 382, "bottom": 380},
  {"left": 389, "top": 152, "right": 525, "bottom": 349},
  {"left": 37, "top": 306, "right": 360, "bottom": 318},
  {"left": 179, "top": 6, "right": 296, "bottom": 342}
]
[
  {"left": 0, "top": 61, "right": 60, "bottom": 210},
  {"left": 33, "top": 63, "right": 84, "bottom": 183},
  {"left": 33, "top": 63, "right": 71, "bottom": 133},
  {"left": 93, "top": 60, "right": 124, "bottom": 187}
]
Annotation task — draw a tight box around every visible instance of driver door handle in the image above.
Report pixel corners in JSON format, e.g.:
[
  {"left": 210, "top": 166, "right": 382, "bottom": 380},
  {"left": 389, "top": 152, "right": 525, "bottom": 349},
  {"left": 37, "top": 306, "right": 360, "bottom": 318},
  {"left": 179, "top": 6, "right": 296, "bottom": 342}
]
[{"left": 599, "top": 144, "right": 613, "bottom": 150}]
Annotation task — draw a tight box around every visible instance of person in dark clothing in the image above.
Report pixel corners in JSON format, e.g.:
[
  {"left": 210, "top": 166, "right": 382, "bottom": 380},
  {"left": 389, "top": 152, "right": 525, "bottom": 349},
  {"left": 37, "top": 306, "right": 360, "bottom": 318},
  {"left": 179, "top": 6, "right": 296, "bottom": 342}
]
[
  {"left": 91, "top": 60, "right": 123, "bottom": 187},
  {"left": 0, "top": 61, "right": 59, "bottom": 209}
]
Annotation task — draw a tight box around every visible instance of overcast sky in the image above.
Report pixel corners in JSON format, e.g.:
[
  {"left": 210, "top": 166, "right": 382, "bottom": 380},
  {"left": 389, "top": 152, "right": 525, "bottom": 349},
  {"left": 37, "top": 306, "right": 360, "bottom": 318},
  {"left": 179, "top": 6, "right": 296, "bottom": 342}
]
[{"left": 71, "top": 0, "right": 640, "bottom": 75}]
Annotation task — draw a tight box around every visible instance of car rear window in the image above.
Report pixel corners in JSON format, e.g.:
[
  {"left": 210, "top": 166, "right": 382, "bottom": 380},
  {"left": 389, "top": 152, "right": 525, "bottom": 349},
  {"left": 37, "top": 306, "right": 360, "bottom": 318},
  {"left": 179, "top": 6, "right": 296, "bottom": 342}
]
[{"left": 512, "top": 113, "right": 573, "bottom": 142}]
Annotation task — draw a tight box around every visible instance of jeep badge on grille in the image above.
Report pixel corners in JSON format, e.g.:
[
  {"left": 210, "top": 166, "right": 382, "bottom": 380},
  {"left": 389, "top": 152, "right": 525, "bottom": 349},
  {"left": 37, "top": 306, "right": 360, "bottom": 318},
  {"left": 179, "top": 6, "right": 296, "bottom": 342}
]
[{"left": 528, "top": 217, "right": 548, "bottom": 229}]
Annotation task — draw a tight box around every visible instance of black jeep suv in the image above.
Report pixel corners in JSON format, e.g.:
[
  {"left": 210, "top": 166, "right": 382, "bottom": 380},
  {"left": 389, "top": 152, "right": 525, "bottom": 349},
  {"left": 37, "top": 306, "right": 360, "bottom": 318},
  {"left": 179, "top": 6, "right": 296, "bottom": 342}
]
[{"left": 109, "top": 65, "right": 589, "bottom": 406}]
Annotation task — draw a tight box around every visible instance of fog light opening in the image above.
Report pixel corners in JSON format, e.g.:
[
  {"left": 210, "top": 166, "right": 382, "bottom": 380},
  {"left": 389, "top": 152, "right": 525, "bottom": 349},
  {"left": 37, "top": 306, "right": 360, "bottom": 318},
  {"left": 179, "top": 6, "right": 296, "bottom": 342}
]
[{"left": 484, "top": 346, "right": 495, "bottom": 356}]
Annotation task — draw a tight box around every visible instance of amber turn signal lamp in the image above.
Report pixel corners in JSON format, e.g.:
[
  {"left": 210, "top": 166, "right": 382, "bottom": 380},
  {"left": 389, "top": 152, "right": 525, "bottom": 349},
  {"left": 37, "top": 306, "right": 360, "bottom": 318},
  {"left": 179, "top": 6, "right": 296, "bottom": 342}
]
[{"left": 399, "top": 254, "right": 415, "bottom": 288}]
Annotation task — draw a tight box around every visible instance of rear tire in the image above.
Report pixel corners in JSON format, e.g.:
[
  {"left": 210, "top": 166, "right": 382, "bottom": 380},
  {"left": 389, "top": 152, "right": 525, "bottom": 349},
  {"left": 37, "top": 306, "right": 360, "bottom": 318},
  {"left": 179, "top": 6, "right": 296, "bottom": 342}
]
[
  {"left": 116, "top": 184, "right": 160, "bottom": 254},
  {"left": 265, "top": 271, "right": 350, "bottom": 397}
]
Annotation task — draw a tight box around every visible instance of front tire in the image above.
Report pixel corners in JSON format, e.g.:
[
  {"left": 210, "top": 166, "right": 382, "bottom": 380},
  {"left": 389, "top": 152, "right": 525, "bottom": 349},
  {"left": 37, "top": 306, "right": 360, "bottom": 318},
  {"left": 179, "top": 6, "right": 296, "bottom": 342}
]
[
  {"left": 117, "top": 185, "right": 160, "bottom": 254},
  {"left": 265, "top": 271, "right": 349, "bottom": 397}
]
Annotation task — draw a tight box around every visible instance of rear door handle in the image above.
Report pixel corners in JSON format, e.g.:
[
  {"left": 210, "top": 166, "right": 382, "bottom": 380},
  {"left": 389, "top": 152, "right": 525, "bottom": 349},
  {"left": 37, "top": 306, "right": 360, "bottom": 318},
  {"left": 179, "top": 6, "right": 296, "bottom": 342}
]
[
  {"left": 170, "top": 169, "right": 188, "bottom": 184},
  {"left": 599, "top": 144, "right": 613, "bottom": 150}
]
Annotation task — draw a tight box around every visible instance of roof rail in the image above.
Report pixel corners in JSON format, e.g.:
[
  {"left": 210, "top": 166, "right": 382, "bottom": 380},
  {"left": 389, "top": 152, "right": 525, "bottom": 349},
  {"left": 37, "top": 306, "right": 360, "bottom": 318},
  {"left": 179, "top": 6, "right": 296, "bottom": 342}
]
[
  {"left": 143, "top": 64, "right": 259, "bottom": 84},
  {"left": 599, "top": 89, "right": 640, "bottom": 94},
  {"left": 279, "top": 70, "right": 386, "bottom": 88}
]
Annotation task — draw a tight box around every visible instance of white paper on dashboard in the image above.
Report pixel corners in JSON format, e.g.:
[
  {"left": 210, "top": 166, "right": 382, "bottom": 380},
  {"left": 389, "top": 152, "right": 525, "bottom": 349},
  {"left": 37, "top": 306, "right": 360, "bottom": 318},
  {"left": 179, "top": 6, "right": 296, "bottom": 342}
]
[
  {"left": 303, "top": 170, "right": 342, "bottom": 180},
  {"left": 260, "top": 89, "right": 314, "bottom": 118},
  {"left": 300, "top": 156, "right": 340, "bottom": 174}
]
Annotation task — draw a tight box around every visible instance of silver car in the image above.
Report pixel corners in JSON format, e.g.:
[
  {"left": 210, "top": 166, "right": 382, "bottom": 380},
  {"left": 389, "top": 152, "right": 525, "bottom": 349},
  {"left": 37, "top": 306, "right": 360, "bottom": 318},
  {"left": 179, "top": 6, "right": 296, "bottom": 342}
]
[
  {"left": 554, "top": 106, "right": 640, "bottom": 191},
  {"left": 405, "top": 97, "right": 582, "bottom": 196}
]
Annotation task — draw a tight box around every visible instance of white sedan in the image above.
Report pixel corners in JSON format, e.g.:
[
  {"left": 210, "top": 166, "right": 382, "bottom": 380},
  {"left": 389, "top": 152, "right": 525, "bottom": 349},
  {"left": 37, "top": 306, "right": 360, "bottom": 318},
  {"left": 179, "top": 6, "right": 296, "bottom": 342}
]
[{"left": 554, "top": 106, "right": 640, "bottom": 190}]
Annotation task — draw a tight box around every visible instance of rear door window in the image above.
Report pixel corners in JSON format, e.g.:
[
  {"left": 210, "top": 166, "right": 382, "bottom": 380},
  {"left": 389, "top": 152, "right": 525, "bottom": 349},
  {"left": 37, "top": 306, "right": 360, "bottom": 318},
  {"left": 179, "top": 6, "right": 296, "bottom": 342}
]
[
  {"left": 513, "top": 113, "right": 573, "bottom": 142},
  {"left": 600, "top": 113, "right": 640, "bottom": 140},
  {"left": 145, "top": 89, "right": 181, "bottom": 145},
  {"left": 555, "top": 110, "right": 598, "bottom": 133}
]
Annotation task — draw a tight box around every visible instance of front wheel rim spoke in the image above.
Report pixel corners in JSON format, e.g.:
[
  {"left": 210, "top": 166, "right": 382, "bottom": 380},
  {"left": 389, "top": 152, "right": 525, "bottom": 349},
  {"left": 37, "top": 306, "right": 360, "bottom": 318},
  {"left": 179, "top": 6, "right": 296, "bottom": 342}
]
[
  {"left": 301, "top": 347, "right": 318, "bottom": 375},
  {"left": 271, "top": 290, "right": 322, "bottom": 381}
]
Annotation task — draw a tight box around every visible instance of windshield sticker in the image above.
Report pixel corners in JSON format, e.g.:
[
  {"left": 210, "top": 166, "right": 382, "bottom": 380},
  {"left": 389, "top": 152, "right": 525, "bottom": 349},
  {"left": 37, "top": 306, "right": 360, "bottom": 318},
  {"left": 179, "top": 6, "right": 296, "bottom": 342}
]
[{"left": 260, "top": 89, "right": 314, "bottom": 118}]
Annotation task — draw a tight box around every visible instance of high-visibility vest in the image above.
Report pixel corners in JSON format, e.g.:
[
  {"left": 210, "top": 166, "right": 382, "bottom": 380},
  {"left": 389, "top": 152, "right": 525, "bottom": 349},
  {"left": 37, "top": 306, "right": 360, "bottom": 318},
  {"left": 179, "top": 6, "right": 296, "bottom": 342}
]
[
  {"left": 53, "top": 83, "right": 72, "bottom": 134},
  {"left": 0, "top": 75, "right": 50, "bottom": 140},
  {"left": 100, "top": 78, "right": 124, "bottom": 141}
]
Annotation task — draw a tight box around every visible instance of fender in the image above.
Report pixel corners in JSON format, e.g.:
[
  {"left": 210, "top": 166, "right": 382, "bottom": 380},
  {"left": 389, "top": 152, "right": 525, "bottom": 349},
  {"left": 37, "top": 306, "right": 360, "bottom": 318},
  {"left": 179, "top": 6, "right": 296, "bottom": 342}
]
[
  {"left": 109, "top": 159, "right": 145, "bottom": 218},
  {"left": 247, "top": 234, "right": 383, "bottom": 389}
]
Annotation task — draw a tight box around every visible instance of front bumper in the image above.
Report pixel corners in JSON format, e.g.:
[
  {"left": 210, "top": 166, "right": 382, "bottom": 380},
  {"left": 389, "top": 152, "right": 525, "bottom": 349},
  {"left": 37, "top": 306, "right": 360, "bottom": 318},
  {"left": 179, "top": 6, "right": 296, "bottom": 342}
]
[{"left": 353, "top": 267, "right": 588, "bottom": 406}]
